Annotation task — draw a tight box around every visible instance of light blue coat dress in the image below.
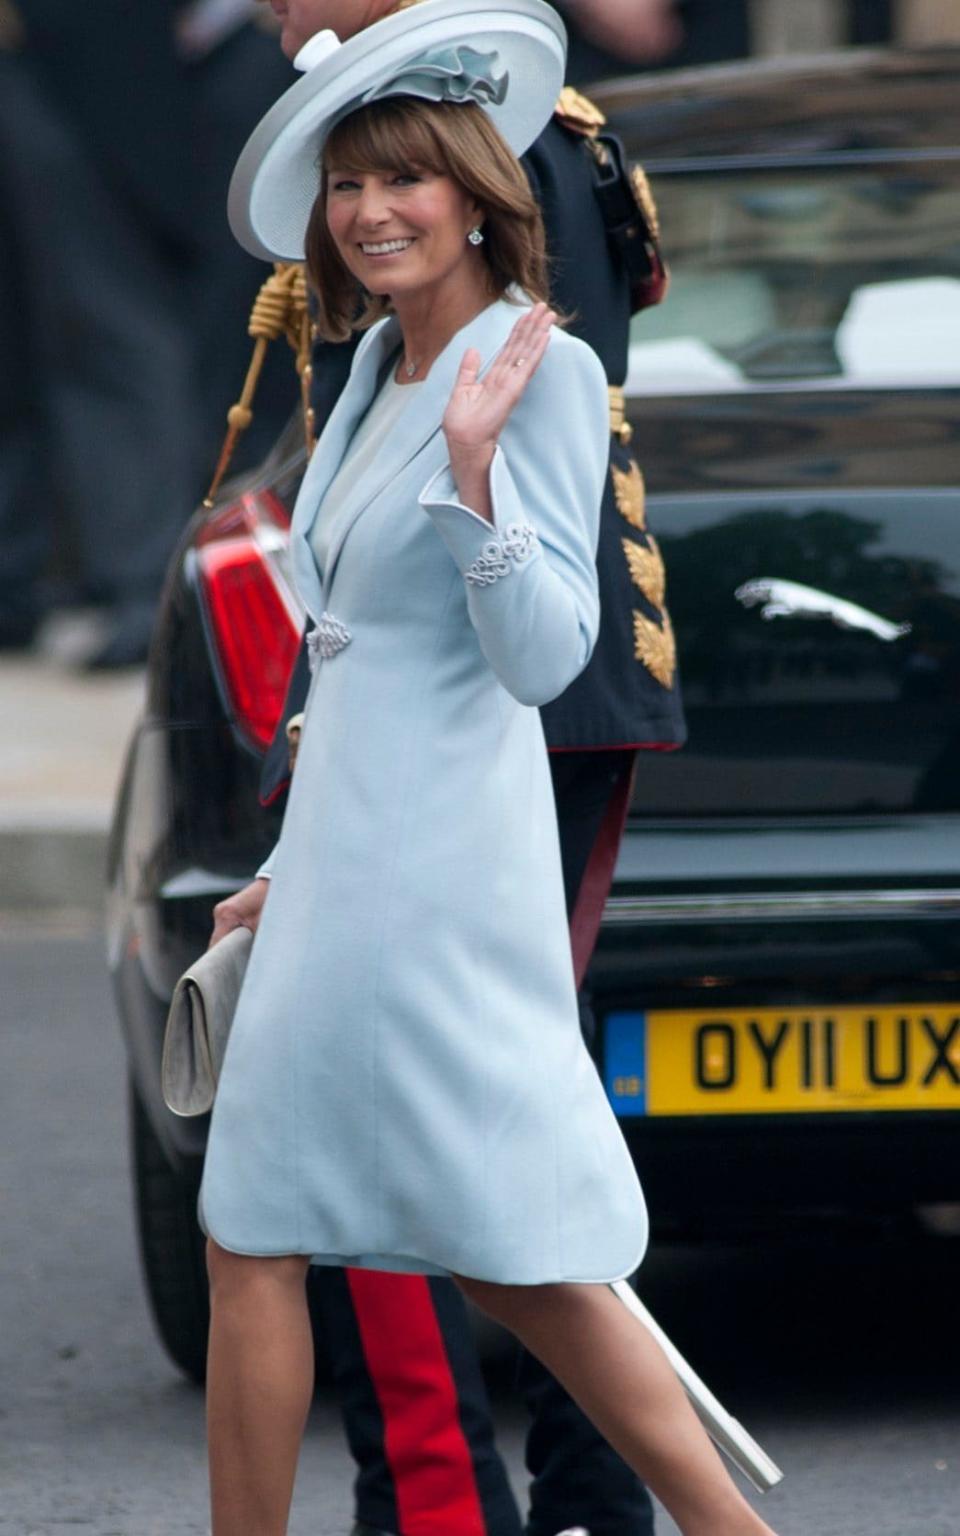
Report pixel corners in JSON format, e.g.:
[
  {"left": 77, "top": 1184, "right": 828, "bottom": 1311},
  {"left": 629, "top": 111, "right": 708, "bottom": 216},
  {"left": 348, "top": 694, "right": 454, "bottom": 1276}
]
[{"left": 198, "top": 296, "right": 648, "bottom": 1284}]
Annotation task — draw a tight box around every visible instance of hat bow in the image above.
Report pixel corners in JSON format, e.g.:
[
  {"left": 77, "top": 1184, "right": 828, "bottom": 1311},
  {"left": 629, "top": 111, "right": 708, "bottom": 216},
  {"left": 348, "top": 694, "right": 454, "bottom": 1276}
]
[{"left": 361, "top": 44, "right": 509, "bottom": 111}]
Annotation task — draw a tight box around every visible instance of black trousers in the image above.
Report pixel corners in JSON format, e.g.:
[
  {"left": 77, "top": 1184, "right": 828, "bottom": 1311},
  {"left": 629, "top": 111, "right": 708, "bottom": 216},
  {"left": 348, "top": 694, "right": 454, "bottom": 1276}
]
[
  {"left": 309, "top": 750, "right": 655, "bottom": 1536},
  {"left": 0, "top": 38, "right": 294, "bottom": 628}
]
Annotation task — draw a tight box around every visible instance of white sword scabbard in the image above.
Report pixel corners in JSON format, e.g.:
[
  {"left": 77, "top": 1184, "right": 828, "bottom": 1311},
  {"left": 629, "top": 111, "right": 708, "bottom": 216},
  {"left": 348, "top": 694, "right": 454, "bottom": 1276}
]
[{"left": 610, "top": 1280, "right": 784, "bottom": 1494}]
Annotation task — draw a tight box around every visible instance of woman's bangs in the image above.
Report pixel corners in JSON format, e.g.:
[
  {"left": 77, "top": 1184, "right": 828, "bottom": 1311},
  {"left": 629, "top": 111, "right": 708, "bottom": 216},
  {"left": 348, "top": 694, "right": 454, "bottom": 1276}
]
[{"left": 323, "top": 100, "right": 449, "bottom": 178}]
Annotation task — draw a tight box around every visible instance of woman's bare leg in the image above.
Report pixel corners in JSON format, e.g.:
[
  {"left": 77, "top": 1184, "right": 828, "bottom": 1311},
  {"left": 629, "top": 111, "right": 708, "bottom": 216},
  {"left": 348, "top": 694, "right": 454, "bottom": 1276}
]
[
  {"left": 206, "top": 1241, "right": 314, "bottom": 1536},
  {"left": 455, "top": 1276, "right": 777, "bottom": 1536}
]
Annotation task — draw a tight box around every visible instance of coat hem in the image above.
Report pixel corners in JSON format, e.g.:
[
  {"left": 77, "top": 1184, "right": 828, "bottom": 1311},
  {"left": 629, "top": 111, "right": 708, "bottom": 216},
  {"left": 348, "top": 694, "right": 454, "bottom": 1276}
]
[{"left": 198, "top": 1198, "right": 645, "bottom": 1286}]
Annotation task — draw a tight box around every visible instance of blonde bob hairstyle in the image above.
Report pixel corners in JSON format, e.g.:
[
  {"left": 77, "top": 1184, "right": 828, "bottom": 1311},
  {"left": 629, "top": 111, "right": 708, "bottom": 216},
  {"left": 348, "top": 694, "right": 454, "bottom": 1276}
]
[{"left": 305, "top": 96, "right": 551, "bottom": 343}]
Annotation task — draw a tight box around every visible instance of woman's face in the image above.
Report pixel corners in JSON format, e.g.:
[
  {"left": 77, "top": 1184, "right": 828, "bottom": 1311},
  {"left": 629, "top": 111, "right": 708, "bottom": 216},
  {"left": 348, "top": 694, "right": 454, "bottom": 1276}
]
[{"left": 324, "top": 164, "right": 483, "bottom": 302}]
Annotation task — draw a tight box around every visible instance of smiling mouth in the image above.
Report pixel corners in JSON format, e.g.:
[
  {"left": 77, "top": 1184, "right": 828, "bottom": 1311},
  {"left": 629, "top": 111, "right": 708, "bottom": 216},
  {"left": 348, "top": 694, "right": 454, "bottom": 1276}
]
[{"left": 360, "top": 238, "right": 416, "bottom": 256}]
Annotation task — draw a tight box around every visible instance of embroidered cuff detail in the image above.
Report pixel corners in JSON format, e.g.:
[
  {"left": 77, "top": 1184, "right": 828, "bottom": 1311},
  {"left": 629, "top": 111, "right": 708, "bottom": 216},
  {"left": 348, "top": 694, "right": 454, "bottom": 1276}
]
[
  {"left": 306, "top": 612, "right": 352, "bottom": 673},
  {"left": 464, "top": 523, "right": 540, "bottom": 587}
]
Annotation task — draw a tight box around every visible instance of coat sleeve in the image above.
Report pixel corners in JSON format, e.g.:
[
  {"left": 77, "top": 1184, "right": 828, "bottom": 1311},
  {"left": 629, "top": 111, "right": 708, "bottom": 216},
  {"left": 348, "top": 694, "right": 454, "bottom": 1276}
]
[{"left": 418, "top": 332, "right": 609, "bottom": 708}]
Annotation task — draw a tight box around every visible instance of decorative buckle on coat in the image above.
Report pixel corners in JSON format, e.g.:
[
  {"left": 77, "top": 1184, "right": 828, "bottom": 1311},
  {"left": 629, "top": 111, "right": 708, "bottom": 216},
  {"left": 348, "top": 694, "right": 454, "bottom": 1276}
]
[{"left": 306, "top": 612, "right": 352, "bottom": 672}]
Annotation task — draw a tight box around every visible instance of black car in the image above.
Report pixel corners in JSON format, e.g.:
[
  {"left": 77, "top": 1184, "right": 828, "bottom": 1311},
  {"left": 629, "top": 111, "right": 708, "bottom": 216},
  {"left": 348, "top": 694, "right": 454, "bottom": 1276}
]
[{"left": 108, "top": 47, "right": 960, "bottom": 1381}]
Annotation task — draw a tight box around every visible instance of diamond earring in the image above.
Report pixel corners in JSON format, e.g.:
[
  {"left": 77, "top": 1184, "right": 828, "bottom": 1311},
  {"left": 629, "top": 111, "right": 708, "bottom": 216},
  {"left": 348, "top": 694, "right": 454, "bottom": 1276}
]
[{"left": 467, "top": 227, "right": 485, "bottom": 246}]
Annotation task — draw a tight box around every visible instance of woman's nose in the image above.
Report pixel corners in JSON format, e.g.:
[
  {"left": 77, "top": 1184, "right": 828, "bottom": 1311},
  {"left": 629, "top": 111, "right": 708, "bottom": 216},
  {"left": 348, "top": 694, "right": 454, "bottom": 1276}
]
[{"left": 355, "top": 183, "right": 391, "bottom": 227}]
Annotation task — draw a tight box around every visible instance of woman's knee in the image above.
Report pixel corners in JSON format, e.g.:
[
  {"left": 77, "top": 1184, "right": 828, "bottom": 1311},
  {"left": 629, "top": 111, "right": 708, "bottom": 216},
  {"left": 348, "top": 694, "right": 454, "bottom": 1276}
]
[{"left": 452, "top": 1273, "right": 571, "bottom": 1329}]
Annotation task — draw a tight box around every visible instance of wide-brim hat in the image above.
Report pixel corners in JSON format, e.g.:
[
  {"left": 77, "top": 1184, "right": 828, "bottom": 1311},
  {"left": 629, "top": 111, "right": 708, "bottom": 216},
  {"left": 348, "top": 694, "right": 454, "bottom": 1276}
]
[{"left": 228, "top": 0, "right": 567, "bottom": 262}]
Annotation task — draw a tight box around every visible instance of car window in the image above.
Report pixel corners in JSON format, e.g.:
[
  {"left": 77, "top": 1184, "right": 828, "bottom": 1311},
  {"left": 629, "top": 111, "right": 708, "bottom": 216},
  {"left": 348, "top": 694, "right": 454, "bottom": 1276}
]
[{"left": 629, "top": 162, "right": 960, "bottom": 393}]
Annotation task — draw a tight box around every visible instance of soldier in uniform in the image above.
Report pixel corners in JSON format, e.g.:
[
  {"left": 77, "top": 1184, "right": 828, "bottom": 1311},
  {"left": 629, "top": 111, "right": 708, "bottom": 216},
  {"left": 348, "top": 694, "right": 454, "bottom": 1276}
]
[{"left": 214, "top": 3, "right": 686, "bottom": 1533}]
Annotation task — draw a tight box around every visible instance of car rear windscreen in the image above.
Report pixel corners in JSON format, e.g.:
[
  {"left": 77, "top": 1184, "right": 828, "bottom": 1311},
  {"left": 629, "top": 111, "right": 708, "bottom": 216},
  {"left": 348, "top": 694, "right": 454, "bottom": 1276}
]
[{"left": 627, "top": 161, "right": 960, "bottom": 393}]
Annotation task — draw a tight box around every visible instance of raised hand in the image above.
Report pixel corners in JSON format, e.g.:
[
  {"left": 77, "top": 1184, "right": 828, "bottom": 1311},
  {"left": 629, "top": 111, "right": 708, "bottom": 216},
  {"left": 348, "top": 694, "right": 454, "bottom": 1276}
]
[
  {"left": 443, "top": 302, "right": 556, "bottom": 454},
  {"left": 442, "top": 303, "right": 556, "bottom": 522}
]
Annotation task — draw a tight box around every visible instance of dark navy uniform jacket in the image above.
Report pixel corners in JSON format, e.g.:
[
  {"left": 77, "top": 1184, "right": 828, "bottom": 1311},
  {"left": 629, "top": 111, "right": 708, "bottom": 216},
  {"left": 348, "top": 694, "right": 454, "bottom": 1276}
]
[{"left": 261, "top": 108, "right": 686, "bottom": 802}]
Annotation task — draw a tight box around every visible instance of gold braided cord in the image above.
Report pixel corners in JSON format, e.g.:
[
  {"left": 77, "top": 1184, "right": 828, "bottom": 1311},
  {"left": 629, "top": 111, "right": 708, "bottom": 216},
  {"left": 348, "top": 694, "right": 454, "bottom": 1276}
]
[
  {"left": 286, "top": 265, "right": 310, "bottom": 347},
  {"left": 204, "top": 262, "right": 313, "bottom": 507}
]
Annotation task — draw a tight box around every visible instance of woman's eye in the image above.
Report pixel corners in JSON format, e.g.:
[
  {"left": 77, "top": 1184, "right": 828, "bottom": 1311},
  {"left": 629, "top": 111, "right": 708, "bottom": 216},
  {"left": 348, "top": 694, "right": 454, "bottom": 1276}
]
[{"left": 328, "top": 172, "right": 423, "bottom": 191}]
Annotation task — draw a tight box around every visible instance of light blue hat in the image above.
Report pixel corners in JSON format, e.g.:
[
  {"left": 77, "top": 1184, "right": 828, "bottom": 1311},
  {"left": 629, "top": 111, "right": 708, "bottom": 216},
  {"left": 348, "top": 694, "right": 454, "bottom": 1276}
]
[{"left": 228, "top": 0, "right": 567, "bottom": 262}]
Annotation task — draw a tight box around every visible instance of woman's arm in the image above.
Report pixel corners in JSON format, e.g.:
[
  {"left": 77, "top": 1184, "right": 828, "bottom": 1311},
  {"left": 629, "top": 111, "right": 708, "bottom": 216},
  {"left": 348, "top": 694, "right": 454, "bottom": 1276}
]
[{"left": 420, "top": 309, "right": 609, "bottom": 706}]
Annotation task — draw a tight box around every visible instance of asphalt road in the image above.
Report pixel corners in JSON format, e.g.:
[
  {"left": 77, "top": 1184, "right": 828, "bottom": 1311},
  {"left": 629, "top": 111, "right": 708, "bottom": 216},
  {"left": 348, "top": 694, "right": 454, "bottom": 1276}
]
[{"left": 1, "top": 927, "right": 958, "bottom": 1536}]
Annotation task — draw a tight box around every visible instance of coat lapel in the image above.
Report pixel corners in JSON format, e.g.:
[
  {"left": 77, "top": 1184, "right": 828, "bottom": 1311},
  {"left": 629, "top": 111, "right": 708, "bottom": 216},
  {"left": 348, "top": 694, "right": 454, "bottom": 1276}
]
[
  {"left": 314, "top": 296, "right": 527, "bottom": 604},
  {"left": 288, "top": 317, "right": 401, "bottom": 617}
]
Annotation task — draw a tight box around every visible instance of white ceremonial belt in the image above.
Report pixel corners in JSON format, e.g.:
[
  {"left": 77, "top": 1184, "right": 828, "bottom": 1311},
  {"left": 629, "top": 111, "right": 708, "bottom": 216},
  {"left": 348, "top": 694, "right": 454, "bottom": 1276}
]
[{"left": 610, "top": 1281, "right": 784, "bottom": 1494}]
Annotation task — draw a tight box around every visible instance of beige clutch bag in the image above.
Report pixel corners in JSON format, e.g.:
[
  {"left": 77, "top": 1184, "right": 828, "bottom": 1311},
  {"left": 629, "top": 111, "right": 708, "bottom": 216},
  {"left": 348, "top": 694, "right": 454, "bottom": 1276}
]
[{"left": 161, "top": 926, "right": 254, "bottom": 1117}]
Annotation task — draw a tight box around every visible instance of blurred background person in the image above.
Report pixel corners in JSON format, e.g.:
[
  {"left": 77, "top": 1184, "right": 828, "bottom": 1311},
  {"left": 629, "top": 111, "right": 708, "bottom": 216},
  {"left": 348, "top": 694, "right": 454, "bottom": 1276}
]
[
  {"left": 558, "top": 0, "right": 927, "bottom": 82},
  {"left": 895, "top": 0, "right": 960, "bottom": 44},
  {"left": 558, "top": 0, "right": 683, "bottom": 75},
  {"left": 0, "top": 1, "right": 294, "bottom": 667},
  {"left": 559, "top": 0, "right": 748, "bottom": 83}
]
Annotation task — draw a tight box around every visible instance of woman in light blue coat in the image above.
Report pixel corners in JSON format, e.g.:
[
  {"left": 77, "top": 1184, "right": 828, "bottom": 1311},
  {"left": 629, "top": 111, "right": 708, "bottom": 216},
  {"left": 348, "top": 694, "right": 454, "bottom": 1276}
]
[{"left": 201, "top": 9, "right": 779, "bottom": 1536}]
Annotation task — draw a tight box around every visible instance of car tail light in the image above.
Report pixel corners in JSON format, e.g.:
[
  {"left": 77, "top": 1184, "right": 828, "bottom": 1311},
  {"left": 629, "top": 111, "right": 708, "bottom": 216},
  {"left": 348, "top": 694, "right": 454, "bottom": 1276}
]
[{"left": 196, "top": 492, "right": 304, "bottom": 752}]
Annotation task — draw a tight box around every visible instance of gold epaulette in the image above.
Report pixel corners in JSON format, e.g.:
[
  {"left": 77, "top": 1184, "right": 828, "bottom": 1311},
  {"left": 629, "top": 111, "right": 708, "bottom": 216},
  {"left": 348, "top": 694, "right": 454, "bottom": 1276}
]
[
  {"left": 553, "top": 86, "right": 607, "bottom": 139},
  {"left": 630, "top": 164, "right": 662, "bottom": 244}
]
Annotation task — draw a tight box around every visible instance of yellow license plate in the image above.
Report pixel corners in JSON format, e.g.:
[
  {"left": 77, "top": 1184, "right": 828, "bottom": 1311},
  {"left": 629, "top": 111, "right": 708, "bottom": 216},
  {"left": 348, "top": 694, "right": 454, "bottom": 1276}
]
[{"left": 604, "top": 1004, "right": 960, "bottom": 1116}]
